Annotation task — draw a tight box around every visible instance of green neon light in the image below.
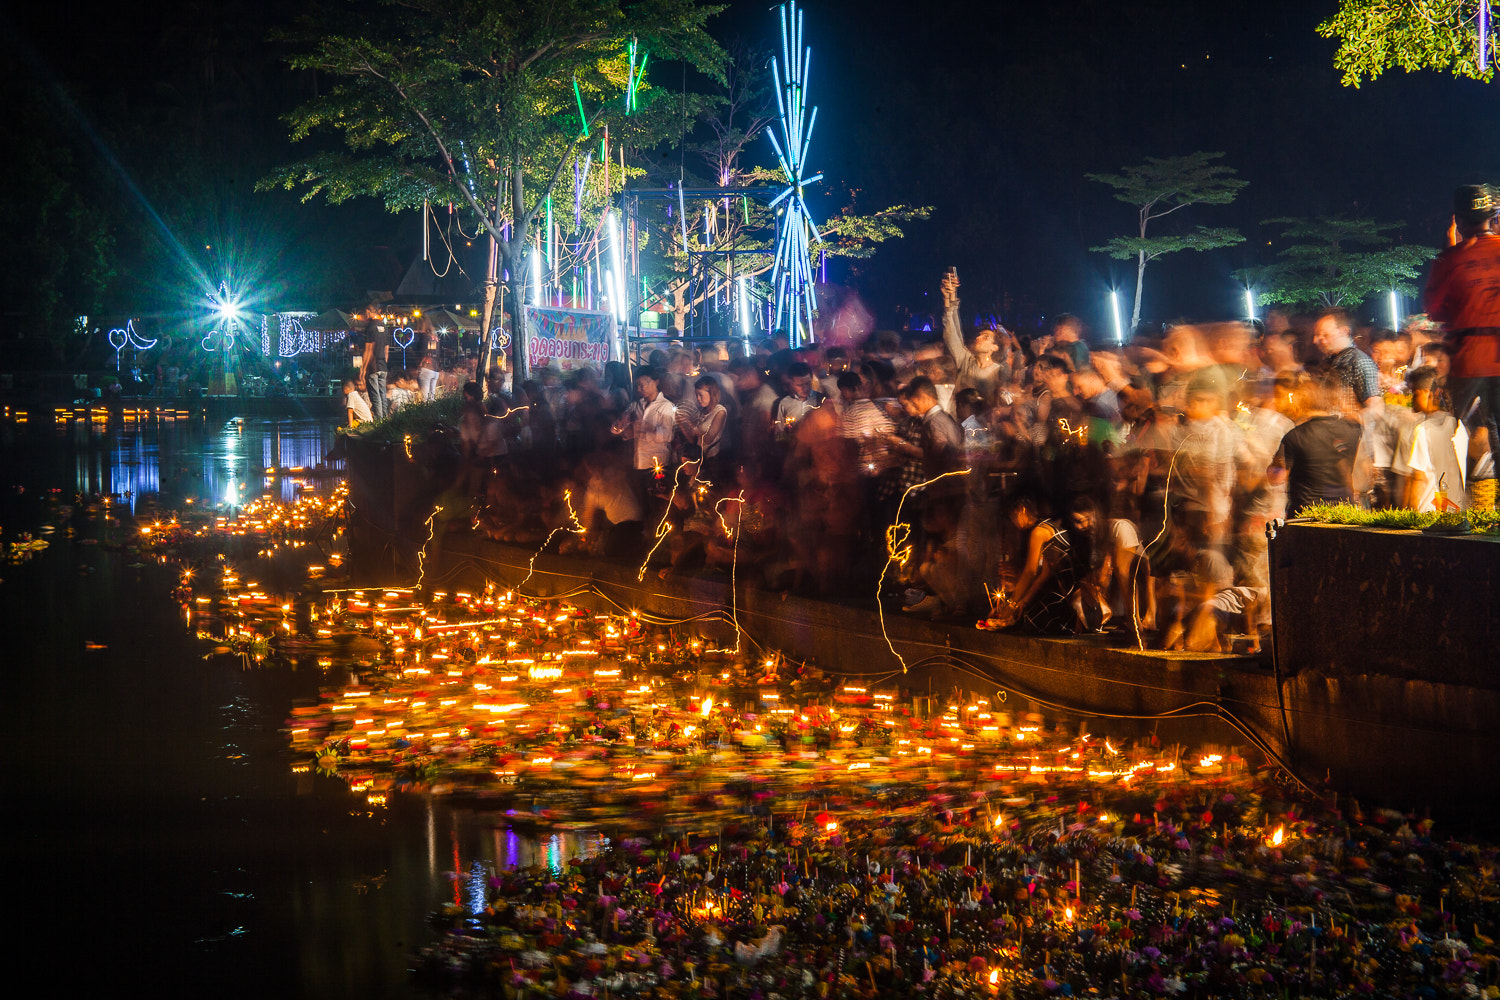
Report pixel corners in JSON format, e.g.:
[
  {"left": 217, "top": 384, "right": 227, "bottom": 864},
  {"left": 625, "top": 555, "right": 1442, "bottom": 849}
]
[{"left": 573, "top": 77, "right": 590, "bottom": 138}]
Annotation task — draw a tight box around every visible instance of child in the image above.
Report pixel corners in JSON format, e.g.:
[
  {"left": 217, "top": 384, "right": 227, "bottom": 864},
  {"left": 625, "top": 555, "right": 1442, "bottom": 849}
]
[
  {"left": 1393, "top": 366, "right": 1468, "bottom": 511},
  {"left": 342, "top": 378, "right": 372, "bottom": 427}
]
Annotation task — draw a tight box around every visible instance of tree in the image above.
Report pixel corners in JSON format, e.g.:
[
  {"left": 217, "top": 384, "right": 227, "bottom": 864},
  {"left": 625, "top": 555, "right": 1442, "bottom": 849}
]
[
  {"left": 260, "top": 0, "right": 727, "bottom": 380},
  {"left": 1236, "top": 217, "right": 1436, "bottom": 310},
  {"left": 0, "top": 71, "right": 116, "bottom": 344},
  {"left": 1087, "top": 152, "right": 1247, "bottom": 333},
  {"left": 1318, "top": 1, "right": 1494, "bottom": 88}
]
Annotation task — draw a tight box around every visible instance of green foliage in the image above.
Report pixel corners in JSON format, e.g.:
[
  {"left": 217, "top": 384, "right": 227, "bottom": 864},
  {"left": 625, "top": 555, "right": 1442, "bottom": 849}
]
[
  {"left": 348, "top": 394, "right": 465, "bottom": 443},
  {"left": 1239, "top": 217, "right": 1436, "bottom": 310},
  {"left": 1297, "top": 501, "right": 1500, "bottom": 532},
  {"left": 1318, "top": 1, "right": 1494, "bottom": 88},
  {"left": 1093, "top": 226, "right": 1246, "bottom": 264},
  {"left": 1086, "top": 151, "right": 1248, "bottom": 217},
  {"left": 819, "top": 203, "right": 933, "bottom": 261},
  {"left": 260, "top": 0, "right": 727, "bottom": 239}
]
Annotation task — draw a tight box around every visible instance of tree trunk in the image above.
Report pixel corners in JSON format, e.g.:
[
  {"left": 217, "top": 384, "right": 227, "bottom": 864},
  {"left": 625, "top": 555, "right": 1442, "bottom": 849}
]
[
  {"left": 508, "top": 262, "right": 527, "bottom": 388},
  {"left": 477, "top": 241, "right": 499, "bottom": 386},
  {"left": 672, "top": 282, "right": 688, "bottom": 333},
  {"left": 508, "top": 162, "right": 527, "bottom": 388},
  {"left": 477, "top": 173, "right": 506, "bottom": 387},
  {"left": 1131, "top": 250, "right": 1147, "bottom": 335}
]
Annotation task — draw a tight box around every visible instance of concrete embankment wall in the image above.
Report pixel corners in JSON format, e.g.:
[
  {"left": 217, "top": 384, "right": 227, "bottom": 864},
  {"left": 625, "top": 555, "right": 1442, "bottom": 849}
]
[{"left": 344, "top": 439, "right": 1500, "bottom": 824}]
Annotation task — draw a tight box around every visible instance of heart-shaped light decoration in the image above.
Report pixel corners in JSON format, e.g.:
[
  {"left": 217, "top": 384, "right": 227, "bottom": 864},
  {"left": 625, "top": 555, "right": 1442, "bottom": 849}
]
[{"left": 393, "top": 327, "right": 416, "bottom": 350}]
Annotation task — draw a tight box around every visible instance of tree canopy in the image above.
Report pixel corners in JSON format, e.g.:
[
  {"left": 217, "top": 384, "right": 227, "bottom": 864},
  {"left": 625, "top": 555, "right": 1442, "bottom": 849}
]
[
  {"left": 1238, "top": 217, "right": 1436, "bottom": 310},
  {"left": 1318, "top": 1, "right": 1494, "bottom": 87}
]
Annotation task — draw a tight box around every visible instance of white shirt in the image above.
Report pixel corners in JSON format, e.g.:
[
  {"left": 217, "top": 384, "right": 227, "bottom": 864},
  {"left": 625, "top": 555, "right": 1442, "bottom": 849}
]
[
  {"left": 345, "top": 389, "right": 373, "bottom": 425},
  {"left": 1393, "top": 411, "right": 1468, "bottom": 511},
  {"left": 624, "top": 395, "right": 677, "bottom": 470}
]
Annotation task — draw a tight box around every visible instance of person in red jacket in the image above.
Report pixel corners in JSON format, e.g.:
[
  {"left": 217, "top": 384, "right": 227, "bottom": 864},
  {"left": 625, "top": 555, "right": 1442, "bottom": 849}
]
[{"left": 1424, "top": 184, "right": 1500, "bottom": 473}]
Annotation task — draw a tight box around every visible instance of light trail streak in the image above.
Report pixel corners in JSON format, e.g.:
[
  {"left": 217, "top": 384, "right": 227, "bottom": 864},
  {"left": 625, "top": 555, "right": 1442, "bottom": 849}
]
[
  {"left": 517, "top": 489, "right": 586, "bottom": 593},
  {"left": 876, "top": 469, "right": 969, "bottom": 671},
  {"left": 416, "top": 504, "right": 443, "bottom": 591},
  {"left": 637, "top": 459, "right": 699, "bottom": 581}
]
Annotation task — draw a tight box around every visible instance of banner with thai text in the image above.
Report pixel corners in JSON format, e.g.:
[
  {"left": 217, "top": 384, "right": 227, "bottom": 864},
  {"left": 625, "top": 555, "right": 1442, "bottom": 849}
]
[{"left": 524, "top": 307, "right": 615, "bottom": 371}]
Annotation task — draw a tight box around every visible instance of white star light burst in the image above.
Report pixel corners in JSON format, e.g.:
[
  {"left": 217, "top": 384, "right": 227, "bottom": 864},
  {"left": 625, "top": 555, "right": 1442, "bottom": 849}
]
[{"left": 767, "top": 1, "right": 823, "bottom": 347}]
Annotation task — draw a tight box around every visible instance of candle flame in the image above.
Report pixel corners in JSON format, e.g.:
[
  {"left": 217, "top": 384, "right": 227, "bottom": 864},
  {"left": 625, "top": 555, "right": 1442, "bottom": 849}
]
[{"left": 1270, "top": 825, "right": 1285, "bottom": 847}]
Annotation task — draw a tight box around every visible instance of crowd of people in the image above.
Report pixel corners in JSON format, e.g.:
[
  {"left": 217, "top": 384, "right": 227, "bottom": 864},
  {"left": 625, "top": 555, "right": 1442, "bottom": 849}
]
[{"left": 347, "top": 186, "right": 1500, "bottom": 656}]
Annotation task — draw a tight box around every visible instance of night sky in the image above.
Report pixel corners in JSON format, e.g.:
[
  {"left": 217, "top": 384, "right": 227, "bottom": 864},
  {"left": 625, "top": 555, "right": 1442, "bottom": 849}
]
[{"left": 6, "top": 0, "right": 1498, "bottom": 336}]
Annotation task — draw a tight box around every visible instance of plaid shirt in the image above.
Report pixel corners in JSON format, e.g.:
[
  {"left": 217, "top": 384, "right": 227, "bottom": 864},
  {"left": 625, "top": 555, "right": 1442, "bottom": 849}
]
[
  {"left": 878, "top": 414, "right": 926, "bottom": 502},
  {"left": 1327, "top": 345, "right": 1381, "bottom": 406}
]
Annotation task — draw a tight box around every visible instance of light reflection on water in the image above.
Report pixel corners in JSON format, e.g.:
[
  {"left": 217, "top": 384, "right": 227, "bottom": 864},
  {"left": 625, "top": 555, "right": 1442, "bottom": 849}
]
[{"left": 40, "top": 413, "right": 341, "bottom": 512}]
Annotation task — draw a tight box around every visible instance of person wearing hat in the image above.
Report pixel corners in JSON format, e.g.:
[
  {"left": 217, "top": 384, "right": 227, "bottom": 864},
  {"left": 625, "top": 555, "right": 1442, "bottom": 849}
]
[{"left": 1424, "top": 184, "right": 1500, "bottom": 508}]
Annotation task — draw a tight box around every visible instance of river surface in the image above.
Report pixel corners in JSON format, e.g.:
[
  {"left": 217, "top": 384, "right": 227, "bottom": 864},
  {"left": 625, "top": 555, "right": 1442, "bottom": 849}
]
[{"left": 1, "top": 410, "right": 599, "bottom": 997}]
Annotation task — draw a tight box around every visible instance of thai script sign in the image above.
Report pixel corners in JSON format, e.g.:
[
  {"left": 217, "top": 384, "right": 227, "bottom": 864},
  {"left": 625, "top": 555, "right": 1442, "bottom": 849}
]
[{"left": 525, "top": 307, "right": 614, "bottom": 371}]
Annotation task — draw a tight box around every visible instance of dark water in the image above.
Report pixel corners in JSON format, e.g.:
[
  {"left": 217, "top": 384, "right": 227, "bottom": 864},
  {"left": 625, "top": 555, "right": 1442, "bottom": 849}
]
[{"left": 0, "top": 412, "right": 598, "bottom": 997}]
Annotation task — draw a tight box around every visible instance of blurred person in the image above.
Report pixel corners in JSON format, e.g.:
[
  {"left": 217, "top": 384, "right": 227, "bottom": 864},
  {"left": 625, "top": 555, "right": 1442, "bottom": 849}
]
[
  {"left": 1269, "top": 374, "right": 1361, "bottom": 515},
  {"left": 1240, "top": 373, "right": 1297, "bottom": 521},
  {"left": 1393, "top": 366, "right": 1468, "bottom": 512},
  {"left": 1072, "top": 366, "right": 1122, "bottom": 426},
  {"left": 771, "top": 361, "right": 821, "bottom": 441},
  {"left": 820, "top": 346, "right": 851, "bottom": 402},
  {"left": 342, "top": 377, "right": 372, "bottom": 427},
  {"left": 939, "top": 270, "right": 1008, "bottom": 402},
  {"left": 887, "top": 376, "right": 963, "bottom": 477},
  {"left": 1426, "top": 183, "right": 1500, "bottom": 499},
  {"left": 682, "top": 376, "right": 730, "bottom": 480},
  {"left": 366, "top": 320, "right": 392, "bottom": 420},
  {"left": 921, "top": 353, "right": 960, "bottom": 417},
  {"left": 1066, "top": 495, "right": 1112, "bottom": 632},
  {"left": 602, "top": 361, "right": 634, "bottom": 413},
  {"left": 730, "top": 357, "right": 778, "bottom": 464},
  {"left": 838, "top": 371, "right": 896, "bottom": 478},
  {"left": 1052, "top": 313, "right": 1091, "bottom": 372},
  {"left": 417, "top": 353, "right": 441, "bottom": 400},
  {"left": 980, "top": 494, "right": 1079, "bottom": 634},
  {"left": 575, "top": 451, "right": 645, "bottom": 559},
  {"left": 520, "top": 379, "right": 556, "bottom": 456},
  {"left": 697, "top": 343, "right": 741, "bottom": 431},
  {"left": 1180, "top": 583, "right": 1266, "bottom": 654},
  {"left": 611, "top": 368, "right": 677, "bottom": 502},
  {"left": 1091, "top": 346, "right": 1134, "bottom": 395},
  {"left": 1258, "top": 327, "right": 1302, "bottom": 382},
  {"left": 1405, "top": 314, "right": 1442, "bottom": 370},
  {"left": 1106, "top": 457, "right": 1157, "bottom": 630},
  {"left": 1369, "top": 330, "right": 1410, "bottom": 395},
  {"left": 1312, "top": 308, "right": 1382, "bottom": 416},
  {"left": 1171, "top": 385, "right": 1241, "bottom": 547},
  {"left": 1032, "top": 354, "right": 1081, "bottom": 437}
]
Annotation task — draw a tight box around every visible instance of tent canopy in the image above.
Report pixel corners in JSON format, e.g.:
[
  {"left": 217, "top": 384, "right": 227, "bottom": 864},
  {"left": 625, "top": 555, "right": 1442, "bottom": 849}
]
[
  {"left": 421, "top": 307, "right": 479, "bottom": 332},
  {"left": 305, "top": 309, "right": 357, "bottom": 332}
]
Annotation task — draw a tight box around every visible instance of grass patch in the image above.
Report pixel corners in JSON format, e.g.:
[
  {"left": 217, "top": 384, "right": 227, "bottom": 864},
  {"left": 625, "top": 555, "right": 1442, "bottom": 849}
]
[
  {"left": 342, "top": 395, "right": 464, "bottom": 444},
  {"left": 1296, "top": 501, "right": 1500, "bottom": 532}
]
